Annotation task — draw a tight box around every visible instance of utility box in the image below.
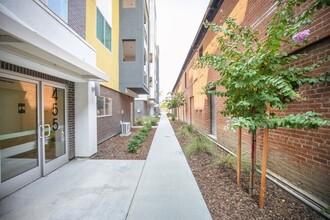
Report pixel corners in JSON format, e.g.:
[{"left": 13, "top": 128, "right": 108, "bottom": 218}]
[{"left": 121, "top": 122, "right": 131, "bottom": 136}]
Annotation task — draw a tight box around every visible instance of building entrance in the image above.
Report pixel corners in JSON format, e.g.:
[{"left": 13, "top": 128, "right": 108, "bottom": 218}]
[{"left": 0, "top": 73, "right": 68, "bottom": 198}]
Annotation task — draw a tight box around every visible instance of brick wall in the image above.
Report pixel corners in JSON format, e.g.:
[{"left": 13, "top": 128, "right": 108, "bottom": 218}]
[
  {"left": 68, "top": 0, "right": 86, "bottom": 38},
  {"left": 173, "top": 0, "right": 330, "bottom": 204},
  {"left": 0, "top": 61, "right": 76, "bottom": 159},
  {"left": 97, "top": 86, "right": 134, "bottom": 143}
]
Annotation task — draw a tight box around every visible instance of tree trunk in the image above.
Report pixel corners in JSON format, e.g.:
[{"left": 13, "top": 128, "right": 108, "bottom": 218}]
[{"left": 250, "top": 131, "right": 257, "bottom": 196}]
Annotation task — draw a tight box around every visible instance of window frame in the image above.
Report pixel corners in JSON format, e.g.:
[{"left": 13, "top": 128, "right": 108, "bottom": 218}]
[
  {"left": 123, "top": 0, "right": 136, "bottom": 8},
  {"left": 97, "top": 96, "right": 112, "bottom": 117},
  {"left": 122, "top": 39, "right": 136, "bottom": 62},
  {"left": 96, "top": 7, "right": 112, "bottom": 51},
  {"left": 40, "top": 0, "right": 68, "bottom": 23}
]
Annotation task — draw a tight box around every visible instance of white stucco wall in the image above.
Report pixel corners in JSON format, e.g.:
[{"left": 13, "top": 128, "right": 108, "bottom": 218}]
[
  {"left": 0, "top": 0, "right": 96, "bottom": 66},
  {"left": 75, "top": 82, "right": 98, "bottom": 157}
]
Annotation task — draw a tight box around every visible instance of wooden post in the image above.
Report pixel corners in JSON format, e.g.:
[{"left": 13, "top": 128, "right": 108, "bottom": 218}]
[
  {"left": 249, "top": 131, "right": 257, "bottom": 196},
  {"left": 259, "top": 103, "right": 271, "bottom": 208},
  {"left": 237, "top": 127, "right": 242, "bottom": 186}
]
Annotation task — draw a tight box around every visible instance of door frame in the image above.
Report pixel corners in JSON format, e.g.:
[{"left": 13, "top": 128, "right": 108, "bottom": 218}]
[
  {"left": 40, "top": 81, "right": 69, "bottom": 176},
  {"left": 0, "top": 70, "right": 69, "bottom": 198},
  {"left": 0, "top": 71, "right": 42, "bottom": 198}
]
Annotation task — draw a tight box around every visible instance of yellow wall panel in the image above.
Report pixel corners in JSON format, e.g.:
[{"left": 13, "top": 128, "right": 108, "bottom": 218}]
[{"left": 86, "top": 0, "right": 119, "bottom": 91}]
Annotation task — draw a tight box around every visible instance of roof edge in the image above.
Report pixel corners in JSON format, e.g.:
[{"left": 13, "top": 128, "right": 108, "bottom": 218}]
[{"left": 171, "top": 0, "right": 223, "bottom": 92}]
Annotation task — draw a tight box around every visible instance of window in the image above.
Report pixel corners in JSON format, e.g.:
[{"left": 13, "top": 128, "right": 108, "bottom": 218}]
[
  {"left": 41, "top": 0, "right": 68, "bottom": 22},
  {"left": 97, "top": 8, "right": 112, "bottom": 51},
  {"left": 123, "top": 0, "right": 136, "bottom": 8},
  {"left": 199, "top": 45, "right": 203, "bottom": 57},
  {"left": 123, "top": 39, "right": 136, "bottom": 61},
  {"left": 97, "top": 96, "right": 112, "bottom": 116}
]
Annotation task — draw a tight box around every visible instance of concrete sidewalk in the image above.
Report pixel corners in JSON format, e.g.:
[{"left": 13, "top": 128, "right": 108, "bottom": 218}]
[
  {"left": 0, "top": 114, "right": 211, "bottom": 220},
  {"left": 0, "top": 160, "right": 145, "bottom": 220},
  {"left": 126, "top": 114, "right": 212, "bottom": 220}
]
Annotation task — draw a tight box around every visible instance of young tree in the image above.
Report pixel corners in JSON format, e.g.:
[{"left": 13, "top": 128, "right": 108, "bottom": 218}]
[
  {"left": 198, "top": 0, "right": 330, "bottom": 198},
  {"left": 164, "top": 92, "right": 185, "bottom": 110}
]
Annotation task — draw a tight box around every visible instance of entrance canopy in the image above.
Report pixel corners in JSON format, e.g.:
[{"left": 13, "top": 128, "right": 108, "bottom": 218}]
[{"left": 0, "top": 4, "right": 108, "bottom": 83}]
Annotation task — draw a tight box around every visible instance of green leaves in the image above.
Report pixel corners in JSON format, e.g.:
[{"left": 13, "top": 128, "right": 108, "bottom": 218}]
[
  {"left": 198, "top": 0, "right": 330, "bottom": 133},
  {"left": 128, "top": 123, "right": 152, "bottom": 153},
  {"left": 163, "top": 92, "right": 185, "bottom": 109}
]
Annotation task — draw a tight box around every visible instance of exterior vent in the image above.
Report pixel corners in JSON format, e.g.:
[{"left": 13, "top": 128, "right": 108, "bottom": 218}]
[{"left": 121, "top": 122, "right": 131, "bottom": 136}]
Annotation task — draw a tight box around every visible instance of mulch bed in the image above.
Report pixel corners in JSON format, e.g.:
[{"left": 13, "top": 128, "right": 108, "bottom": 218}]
[
  {"left": 170, "top": 120, "right": 324, "bottom": 220},
  {"left": 91, "top": 128, "right": 156, "bottom": 160}
]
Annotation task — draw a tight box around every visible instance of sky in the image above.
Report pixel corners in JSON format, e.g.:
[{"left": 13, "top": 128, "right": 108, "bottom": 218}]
[{"left": 156, "top": 0, "right": 210, "bottom": 101}]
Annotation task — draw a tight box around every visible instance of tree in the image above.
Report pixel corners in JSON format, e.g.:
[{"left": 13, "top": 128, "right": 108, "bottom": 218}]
[
  {"left": 163, "top": 92, "right": 185, "bottom": 110},
  {"left": 198, "top": 0, "right": 330, "bottom": 201}
]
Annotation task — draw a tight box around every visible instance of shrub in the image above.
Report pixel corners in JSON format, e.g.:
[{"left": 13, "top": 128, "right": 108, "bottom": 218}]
[
  {"left": 128, "top": 122, "right": 153, "bottom": 153},
  {"left": 176, "top": 124, "right": 195, "bottom": 137},
  {"left": 216, "top": 154, "right": 250, "bottom": 174},
  {"left": 135, "top": 117, "right": 143, "bottom": 126},
  {"left": 135, "top": 133, "right": 146, "bottom": 144},
  {"left": 184, "top": 134, "right": 217, "bottom": 157},
  {"left": 144, "top": 122, "right": 152, "bottom": 130},
  {"left": 150, "top": 117, "right": 158, "bottom": 126},
  {"left": 166, "top": 113, "right": 176, "bottom": 121},
  {"left": 128, "top": 138, "right": 140, "bottom": 153},
  {"left": 135, "top": 116, "right": 158, "bottom": 126}
]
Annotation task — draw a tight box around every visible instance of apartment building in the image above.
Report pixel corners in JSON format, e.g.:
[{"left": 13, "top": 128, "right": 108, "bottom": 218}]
[
  {"left": 172, "top": 0, "right": 330, "bottom": 207},
  {"left": 0, "top": 0, "right": 160, "bottom": 198},
  {"left": 119, "top": 0, "right": 159, "bottom": 118},
  {"left": 0, "top": 0, "right": 110, "bottom": 198},
  {"left": 86, "top": 0, "right": 135, "bottom": 144}
]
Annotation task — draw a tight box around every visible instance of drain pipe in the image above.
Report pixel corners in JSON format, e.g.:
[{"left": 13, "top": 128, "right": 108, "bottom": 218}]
[{"left": 198, "top": 131, "right": 330, "bottom": 219}]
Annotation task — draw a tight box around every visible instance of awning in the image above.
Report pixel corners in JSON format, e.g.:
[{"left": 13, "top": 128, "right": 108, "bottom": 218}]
[{"left": 0, "top": 4, "right": 108, "bottom": 82}]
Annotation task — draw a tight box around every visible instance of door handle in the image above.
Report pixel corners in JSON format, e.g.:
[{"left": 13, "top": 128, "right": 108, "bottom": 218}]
[
  {"left": 39, "top": 125, "right": 43, "bottom": 139},
  {"left": 44, "top": 124, "right": 51, "bottom": 137}
]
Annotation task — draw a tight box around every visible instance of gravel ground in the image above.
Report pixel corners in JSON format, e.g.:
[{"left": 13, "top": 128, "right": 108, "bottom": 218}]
[{"left": 91, "top": 128, "right": 156, "bottom": 160}]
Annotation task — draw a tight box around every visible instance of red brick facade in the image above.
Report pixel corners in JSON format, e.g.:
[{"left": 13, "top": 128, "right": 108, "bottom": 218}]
[
  {"left": 97, "top": 86, "right": 134, "bottom": 143},
  {"left": 173, "top": 0, "right": 330, "bottom": 204}
]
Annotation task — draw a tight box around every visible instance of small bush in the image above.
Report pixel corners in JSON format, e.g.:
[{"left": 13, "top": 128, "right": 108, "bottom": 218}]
[
  {"left": 216, "top": 154, "right": 250, "bottom": 173},
  {"left": 145, "top": 122, "right": 152, "bottom": 130},
  {"left": 128, "top": 122, "right": 153, "bottom": 153},
  {"left": 128, "top": 138, "right": 140, "bottom": 153},
  {"left": 176, "top": 124, "right": 195, "bottom": 137},
  {"left": 135, "top": 117, "right": 143, "bottom": 126},
  {"left": 135, "top": 133, "right": 146, "bottom": 144},
  {"left": 184, "top": 134, "right": 217, "bottom": 157},
  {"left": 150, "top": 117, "right": 158, "bottom": 126},
  {"left": 140, "top": 127, "right": 148, "bottom": 134},
  {"left": 166, "top": 113, "right": 176, "bottom": 121},
  {"left": 135, "top": 116, "right": 158, "bottom": 126}
]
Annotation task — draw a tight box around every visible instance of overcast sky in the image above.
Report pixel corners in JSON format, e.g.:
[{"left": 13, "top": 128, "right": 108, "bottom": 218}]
[{"left": 156, "top": 0, "right": 209, "bottom": 101}]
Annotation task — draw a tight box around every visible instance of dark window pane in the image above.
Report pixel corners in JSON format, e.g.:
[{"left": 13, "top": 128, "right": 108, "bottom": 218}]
[
  {"left": 105, "top": 23, "right": 111, "bottom": 51},
  {"left": 96, "top": 8, "right": 105, "bottom": 44}
]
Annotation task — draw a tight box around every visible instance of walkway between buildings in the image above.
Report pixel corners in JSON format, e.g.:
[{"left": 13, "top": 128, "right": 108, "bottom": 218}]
[
  {"left": 126, "top": 114, "right": 211, "bottom": 219},
  {"left": 0, "top": 114, "right": 211, "bottom": 220}
]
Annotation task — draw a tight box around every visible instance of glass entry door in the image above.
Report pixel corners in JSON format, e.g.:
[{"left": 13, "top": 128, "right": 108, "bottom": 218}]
[
  {"left": 42, "top": 84, "right": 67, "bottom": 176},
  {"left": 0, "top": 75, "right": 41, "bottom": 198},
  {"left": 0, "top": 74, "right": 68, "bottom": 198}
]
